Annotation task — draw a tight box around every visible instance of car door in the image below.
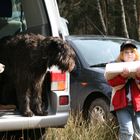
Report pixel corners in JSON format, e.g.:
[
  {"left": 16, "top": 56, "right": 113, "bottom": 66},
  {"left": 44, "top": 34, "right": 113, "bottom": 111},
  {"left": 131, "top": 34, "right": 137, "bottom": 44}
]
[{"left": 70, "top": 52, "right": 91, "bottom": 111}]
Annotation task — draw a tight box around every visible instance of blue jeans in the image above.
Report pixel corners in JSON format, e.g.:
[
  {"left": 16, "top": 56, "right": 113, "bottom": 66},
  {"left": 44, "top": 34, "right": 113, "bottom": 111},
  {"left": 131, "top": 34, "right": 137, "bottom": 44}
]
[{"left": 116, "top": 105, "right": 140, "bottom": 140}]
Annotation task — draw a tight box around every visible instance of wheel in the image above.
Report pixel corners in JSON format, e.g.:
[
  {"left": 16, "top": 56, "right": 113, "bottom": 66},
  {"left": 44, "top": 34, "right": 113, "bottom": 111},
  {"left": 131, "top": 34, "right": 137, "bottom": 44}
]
[
  {"left": 0, "top": 128, "right": 46, "bottom": 140},
  {"left": 88, "top": 98, "right": 114, "bottom": 124}
]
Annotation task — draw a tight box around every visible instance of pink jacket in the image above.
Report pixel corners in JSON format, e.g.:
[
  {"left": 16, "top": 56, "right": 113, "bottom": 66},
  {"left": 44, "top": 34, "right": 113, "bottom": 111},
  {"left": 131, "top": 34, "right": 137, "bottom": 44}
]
[{"left": 105, "top": 74, "right": 140, "bottom": 112}]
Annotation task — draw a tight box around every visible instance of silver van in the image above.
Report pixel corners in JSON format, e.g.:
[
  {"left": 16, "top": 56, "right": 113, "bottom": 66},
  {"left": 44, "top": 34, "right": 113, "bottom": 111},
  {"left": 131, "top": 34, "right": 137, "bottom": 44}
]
[{"left": 0, "top": 0, "right": 70, "bottom": 139}]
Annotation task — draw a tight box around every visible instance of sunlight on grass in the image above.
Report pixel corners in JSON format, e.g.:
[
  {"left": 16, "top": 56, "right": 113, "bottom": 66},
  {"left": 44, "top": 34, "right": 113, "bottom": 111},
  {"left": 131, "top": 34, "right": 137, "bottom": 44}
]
[{"left": 46, "top": 112, "right": 119, "bottom": 140}]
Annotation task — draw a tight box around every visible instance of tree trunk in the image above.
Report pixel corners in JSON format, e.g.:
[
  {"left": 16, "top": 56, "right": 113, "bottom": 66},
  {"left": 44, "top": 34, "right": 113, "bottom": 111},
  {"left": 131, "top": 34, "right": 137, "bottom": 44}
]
[
  {"left": 119, "top": 0, "right": 129, "bottom": 38},
  {"left": 137, "top": 0, "right": 140, "bottom": 40},
  {"left": 96, "top": 0, "right": 108, "bottom": 35},
  {"left": 133, "top": 0, "right": 138, "bottom": 40}
]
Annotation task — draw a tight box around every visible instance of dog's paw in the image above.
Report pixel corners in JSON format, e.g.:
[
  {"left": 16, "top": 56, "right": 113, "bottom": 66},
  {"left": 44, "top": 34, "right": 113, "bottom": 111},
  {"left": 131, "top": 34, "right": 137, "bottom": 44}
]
[
  {"left": 43, "top": 110, "right": 48, "bottom": 116},
  {"left": 23, "top": 110, "right": 34, "bottom": 117},
  {"left": 32, "top": 105, "right": 44, "bottom": 116},
  {"left": 34, "top": 109, "right": 48, "bottom": 116},
  {"left": 34, "top": 110, "right": 44, "bottom": 116}
]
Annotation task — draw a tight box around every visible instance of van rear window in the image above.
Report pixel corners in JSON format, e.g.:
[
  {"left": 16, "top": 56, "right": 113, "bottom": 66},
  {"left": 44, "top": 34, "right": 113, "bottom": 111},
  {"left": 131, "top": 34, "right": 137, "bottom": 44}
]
[{"left": 0, "top": 0, "right": 26, "bottom": 38}]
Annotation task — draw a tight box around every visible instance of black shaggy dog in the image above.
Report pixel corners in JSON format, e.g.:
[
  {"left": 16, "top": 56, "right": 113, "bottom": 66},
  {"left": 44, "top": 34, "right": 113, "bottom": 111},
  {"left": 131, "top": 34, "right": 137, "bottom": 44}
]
[{"left": 0, "top": 33, "right": 75, "bottom": 117}]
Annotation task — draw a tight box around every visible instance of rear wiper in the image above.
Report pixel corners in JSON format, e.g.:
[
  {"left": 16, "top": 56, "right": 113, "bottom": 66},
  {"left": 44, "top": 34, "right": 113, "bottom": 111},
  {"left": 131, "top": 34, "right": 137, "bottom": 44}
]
[{"left": 90, "top": 62, "right": 107, "bottom": 67}]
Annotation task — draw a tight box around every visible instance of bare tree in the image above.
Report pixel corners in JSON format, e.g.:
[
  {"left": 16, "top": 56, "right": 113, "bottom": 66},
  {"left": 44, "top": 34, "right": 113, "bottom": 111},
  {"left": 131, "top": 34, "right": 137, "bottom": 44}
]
[
  {"left": 119, "top": 0, "right": 129, "bottom": 38},
  {"left": 132, "top": 0, "right": 138, "bottom": 39},
  {"left": 96, "top": 0, "right": 108, "bottom": 35},
  {"left": 137, "top": 0, "right": 140, "bottom": 40}
]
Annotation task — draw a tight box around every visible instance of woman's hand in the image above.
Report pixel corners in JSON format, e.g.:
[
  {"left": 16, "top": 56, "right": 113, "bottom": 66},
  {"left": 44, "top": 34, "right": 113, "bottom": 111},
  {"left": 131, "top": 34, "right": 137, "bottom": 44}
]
[
  {"left": 120, "top": 68, "right": 129, "bottom": 78},
  {"left": 136, "top": 67, "right": 140, "bottom": 78}
]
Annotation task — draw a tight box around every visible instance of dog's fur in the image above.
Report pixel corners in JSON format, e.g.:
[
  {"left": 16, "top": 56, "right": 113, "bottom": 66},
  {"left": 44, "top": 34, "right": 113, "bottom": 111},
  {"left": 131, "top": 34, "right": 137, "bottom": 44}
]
[{"left": 0, "top": 33, "right": 75, "bottom": 116}]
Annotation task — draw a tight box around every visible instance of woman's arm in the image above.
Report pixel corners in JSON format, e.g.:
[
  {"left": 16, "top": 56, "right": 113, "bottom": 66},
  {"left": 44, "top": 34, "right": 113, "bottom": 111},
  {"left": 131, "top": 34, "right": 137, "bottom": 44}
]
[
  {"left": 106, "top": 68, "right": 129, "bottom": 87},
  {"left": 107, "top": 74, "right": 126, "bottom": 87}
]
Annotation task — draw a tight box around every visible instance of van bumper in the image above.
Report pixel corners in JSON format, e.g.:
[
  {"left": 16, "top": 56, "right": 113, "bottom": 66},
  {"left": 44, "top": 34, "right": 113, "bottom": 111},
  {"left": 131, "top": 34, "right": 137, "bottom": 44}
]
[{"left": 0, "top": 112, "right": 69, "bottom": 131}]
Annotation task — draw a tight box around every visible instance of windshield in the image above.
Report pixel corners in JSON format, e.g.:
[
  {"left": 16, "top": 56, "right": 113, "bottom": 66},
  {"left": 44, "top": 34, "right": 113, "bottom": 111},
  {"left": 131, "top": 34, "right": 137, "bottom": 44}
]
[{"left": 73, "top": 39, "right": 140, "bottom": 66}]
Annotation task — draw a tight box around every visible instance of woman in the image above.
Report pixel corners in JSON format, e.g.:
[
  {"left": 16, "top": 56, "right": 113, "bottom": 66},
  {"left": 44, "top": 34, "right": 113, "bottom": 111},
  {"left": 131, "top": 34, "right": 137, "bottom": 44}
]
[{"left": 105, "top": 40, "right": 140, "bottom": 140}]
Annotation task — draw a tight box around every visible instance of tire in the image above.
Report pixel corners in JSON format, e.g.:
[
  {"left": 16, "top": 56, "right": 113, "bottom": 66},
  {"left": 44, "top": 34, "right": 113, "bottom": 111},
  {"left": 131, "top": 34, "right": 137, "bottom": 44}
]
[
  {"left": 88, "top": 98, "right": 114, "bottom": 124},
  {"left": 0, "top": 128, "right": 46, "bottom": 140}
]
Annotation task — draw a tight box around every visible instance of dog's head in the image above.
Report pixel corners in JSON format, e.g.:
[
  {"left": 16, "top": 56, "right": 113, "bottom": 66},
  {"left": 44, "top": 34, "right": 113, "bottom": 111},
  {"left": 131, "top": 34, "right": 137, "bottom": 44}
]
[{"left": 40, "top": 37, "right": 75, "bottom": 72}]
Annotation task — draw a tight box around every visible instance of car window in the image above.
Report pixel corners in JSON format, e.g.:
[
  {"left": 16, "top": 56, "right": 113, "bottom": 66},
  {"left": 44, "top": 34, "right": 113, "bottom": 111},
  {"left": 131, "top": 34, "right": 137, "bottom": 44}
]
[
  {"left": 72, "top": 39, "right": 140, "bottom": 66},
  {"left": 0, "top": 0, "right": 26, "bottom": 38},
  {"left": 73, "top": 39, "right": 121, "bottom": 66},
  {"left": 0, "top": 0, "right": 53, "bottom": 38}
]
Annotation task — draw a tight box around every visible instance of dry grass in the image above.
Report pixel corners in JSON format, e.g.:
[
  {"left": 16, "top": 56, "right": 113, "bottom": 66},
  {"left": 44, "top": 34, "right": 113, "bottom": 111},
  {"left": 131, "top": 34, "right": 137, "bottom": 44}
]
[{"left": 46, "top": 112, "right": 119, "bottom": 140}]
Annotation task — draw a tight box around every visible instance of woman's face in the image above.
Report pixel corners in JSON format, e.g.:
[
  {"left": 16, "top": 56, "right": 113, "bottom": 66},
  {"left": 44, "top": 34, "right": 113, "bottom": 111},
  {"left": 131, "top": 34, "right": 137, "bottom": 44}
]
[{"left": 122, "top": 47, "right": 136, "bottom": 62}]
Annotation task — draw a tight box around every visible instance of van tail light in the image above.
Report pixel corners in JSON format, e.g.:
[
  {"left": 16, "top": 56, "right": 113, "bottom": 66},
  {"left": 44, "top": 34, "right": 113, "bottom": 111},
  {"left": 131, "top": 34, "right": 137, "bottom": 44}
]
[
  {"left": 50, "top": 71, "right": 66, "bottom": 91},
  {"left": 59, "top": 96, "right": 69, "bottom": 105}
]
